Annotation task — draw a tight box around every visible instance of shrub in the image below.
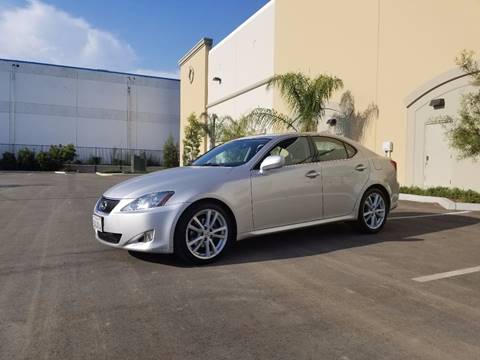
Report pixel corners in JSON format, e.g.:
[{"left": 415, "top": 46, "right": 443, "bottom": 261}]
[
  {"left": 163, "top": 135, "right": 179, "bottom": 168},
  {"left": 400, "top": 186, "right": 480, "bottom": 203},
  {"left": 89, "top": 156, "right": 102, "bottom": 165},
  {"left": 17, "top": 148, "right": 38, "bottom": 170},
  {"left": 36, "top": 144, "right": 77, "bottom": 171},
  {"left": 182, "top": 113, "right": 202, "bottom": 165},
  {"left": 36, "top": 151, "right": 60, "bottom": 171},
  {"left": 0, "top": 152, "right": 17, "bottom": 170},
  {"left": 60, "top": 144, "right": 76, "bottom": 163}
]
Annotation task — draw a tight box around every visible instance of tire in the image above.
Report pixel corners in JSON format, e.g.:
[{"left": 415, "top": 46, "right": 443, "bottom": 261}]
[
  {"left": 357, "top": 188, "right": 388, "bottom": 233},
  {"left": 174, "top": 202, "right": 235, "bottom": 265}
]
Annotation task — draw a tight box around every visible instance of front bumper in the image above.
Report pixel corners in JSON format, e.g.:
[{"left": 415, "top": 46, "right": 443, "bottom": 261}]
[{"left": 94, "top": 199, "right": 188, "bottom": 253}]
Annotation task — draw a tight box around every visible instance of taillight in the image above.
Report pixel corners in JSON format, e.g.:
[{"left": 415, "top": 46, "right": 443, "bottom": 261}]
[{"left": 390, "top": 160, "right": 397, "bottom": 172}]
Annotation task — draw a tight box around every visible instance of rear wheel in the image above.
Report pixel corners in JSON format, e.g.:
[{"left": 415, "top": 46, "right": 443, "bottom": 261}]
[
  {"left": 174, "top": 202, "right": 234, "bottom": 265},
  {"left": 357, "top": 188, "right": 388, "bottom": 233}
]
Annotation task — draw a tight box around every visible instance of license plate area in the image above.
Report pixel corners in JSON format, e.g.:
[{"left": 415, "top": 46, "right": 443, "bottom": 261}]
[{"left": 93, "top": 214, "right": 103, "bottom": 232}]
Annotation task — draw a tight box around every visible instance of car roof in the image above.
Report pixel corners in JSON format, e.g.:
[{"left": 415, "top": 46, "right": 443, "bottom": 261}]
[
  {"left": 241, "top": 131, "right": 346, "bottom": 141},
  {"left": 239, "top": 132, "right": 377, "bottom": 156}
]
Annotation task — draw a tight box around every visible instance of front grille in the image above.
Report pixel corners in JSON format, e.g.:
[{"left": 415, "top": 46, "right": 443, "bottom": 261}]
[
  {"left": 96, "top": 197, "right": 120, "bottom": 214},
  {"left": 97, "top": 231, "right": 122, "bottom": 244}
]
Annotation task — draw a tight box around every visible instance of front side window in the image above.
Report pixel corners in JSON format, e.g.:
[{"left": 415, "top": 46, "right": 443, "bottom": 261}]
[
  {"left": 193, "top": 138, "right": 271, "bottom": 167},
  {"left": 264, "top": 137, "right": 312, "bottom": 166},
  {"left": 311, "top": 137, "right": 349, "bottom": 162}
]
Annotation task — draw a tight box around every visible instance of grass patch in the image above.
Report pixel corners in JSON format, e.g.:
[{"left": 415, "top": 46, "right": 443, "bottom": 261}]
[{"left": 400, "top": 186, "right": 480, "bottom": 203}]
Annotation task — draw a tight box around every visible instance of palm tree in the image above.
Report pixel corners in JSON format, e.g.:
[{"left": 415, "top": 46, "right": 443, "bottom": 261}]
[
  {"left": 200, "top": 113, "right": 259, "bottom": 147},
  {"left": 218, "top": 115, "right": 257, "bottom": 143},
  {"left": 249, "top": 72, "right": 343, "bottom": 132},
  {"left": 199, "top": 113, "right": 231, "bottom": 149}
]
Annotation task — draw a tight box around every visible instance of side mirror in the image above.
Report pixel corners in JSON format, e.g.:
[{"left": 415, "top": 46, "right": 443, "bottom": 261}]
[{"left": 259, "top": 155, "right": 285, "bottom": 174}]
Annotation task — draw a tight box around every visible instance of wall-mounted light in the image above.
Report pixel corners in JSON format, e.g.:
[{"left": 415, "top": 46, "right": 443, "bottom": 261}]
[
  {"left": 326, "top": 118, "right": 337, "bottom": 126},
  {"left": 429, "top": 98, "right": 445, "bottom": 109},
  {"left": 212, "top": 77, "right": 222, "bottom": 84}
]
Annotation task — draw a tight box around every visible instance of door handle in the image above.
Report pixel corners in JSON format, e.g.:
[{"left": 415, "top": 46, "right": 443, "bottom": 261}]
[
  {"left": 305, "top": 170, "right": 320, "bottom": 178},
  {"left": 355, "top": 164, "right": 367, "bottom": 171}
]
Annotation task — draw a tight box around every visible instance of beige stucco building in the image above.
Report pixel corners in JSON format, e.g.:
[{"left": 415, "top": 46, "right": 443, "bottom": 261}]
[{"left": 179, "top": 0, "right": 480, "bottom": 190}]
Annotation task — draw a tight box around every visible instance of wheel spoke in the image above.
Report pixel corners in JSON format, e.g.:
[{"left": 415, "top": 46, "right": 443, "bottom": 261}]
[
  {"left": 210, "top": 212, "right": 218, "bottom": 228},
  {"left": 193, "top": 216, "right": 204, "bottom": 230},
  {"left": 205, "top": 239, "right": 211, "bottom": 257},
  {"left": 211, "top": 226, "right": 227, "bottom": 234},
  {"left": 208, "top": 238, "right": 217, "bottom": 253},
  {"left": 206, "top": 210, "right": 212, "bottom": 228},
  {"left": 211, "top": 233, "right": 225, "bottom": 238},
  {"left": 192, "top": 239, "right": 204, "bottom": 253},
  {"left": 188, "top": 224, "right": 202, "bottom": 233},
  {"left": 187, "top": 235, "right": 204, "bottom": 246}
]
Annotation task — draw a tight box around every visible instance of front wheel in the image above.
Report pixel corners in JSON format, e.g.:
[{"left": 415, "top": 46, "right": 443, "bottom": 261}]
[
  {"left": 174, "top": 202, "right": 234, "bottom": 265},
  {"left": 357, "top": 188, "right": 388, "bottom": 233}
]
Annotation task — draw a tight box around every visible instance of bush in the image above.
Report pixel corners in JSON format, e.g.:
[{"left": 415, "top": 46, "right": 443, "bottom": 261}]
[
  {"left": 400, "top": 186, "right": 480, "bottom": 203},
  {"left": 163, "top": 135, "right": 179, "bottom": 168},
  {"left": 17, "top": 148, "right": 38, "bottom": 170},
  {"left": 88, "top": 156, "right": 102, "bottom": 165},
  {"left": 36, "top": 151, "right": 60, "bottom": 171},
  {"left": 182, "top": 113, "right": 202, "bottom": 165},
  {"left": 36, "top": 144, "right": 77, "bottom": 171},
  {"left": 0, "top": 152, "right": 17, "bottom": 170}
]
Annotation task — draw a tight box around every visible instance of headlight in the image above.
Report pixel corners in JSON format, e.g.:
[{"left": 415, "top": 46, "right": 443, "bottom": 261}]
[{"left": 121, "top": 191, "right": 174, "bottom": 212}]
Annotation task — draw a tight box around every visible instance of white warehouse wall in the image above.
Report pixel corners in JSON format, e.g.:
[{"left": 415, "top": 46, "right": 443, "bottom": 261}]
[
  {"left": 0, "top": 59, "right": 179, "bottom": 151},
  {"left": 207, "top": 1, "right": 275, "bottom": 118}
]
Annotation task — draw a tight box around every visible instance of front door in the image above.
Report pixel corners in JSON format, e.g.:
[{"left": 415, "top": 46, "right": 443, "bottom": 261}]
[{"left": 250, "top": 137, "right": 323, "bottom": 230}]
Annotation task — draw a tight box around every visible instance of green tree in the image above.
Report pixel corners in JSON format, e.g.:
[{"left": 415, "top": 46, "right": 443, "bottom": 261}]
[
  {"left": 248, "top": 72, "right": 343, "bottom": 132},
  {"left": 446, "top": 50, "right": 480, "bottom": 159},
  {"left": 182, "top": 113, "right": 202, "bottom": 165},
  {"left": 199, "top": 112, "right": 233, "bottom": 149},
  {"left": 218, "top": 115, "right": 257, "bottom": 143},
  {"left": 163, "top": 135, "right": 179, "bottom": 168},
  {"left": 17, "top": 147, "right": 38, "bottom": 170}
]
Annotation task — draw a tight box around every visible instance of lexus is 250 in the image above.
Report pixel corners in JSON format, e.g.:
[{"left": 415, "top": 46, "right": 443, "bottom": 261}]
[{"left": 93, "top": 133, "right": 399, "bottom": 264}]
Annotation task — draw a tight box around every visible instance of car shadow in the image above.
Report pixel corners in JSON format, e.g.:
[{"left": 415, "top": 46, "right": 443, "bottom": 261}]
[{"left": 128, "top": 212, "right": 479, "bottom": 267}]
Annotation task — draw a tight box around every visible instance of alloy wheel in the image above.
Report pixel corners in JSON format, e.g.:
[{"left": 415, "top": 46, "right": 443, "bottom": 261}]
[
  {"left": 185, "top": 209, "right": 228, "bottom": 260},
  {"left": 363, "top": 192, "right": 386, "bottom": 230}
]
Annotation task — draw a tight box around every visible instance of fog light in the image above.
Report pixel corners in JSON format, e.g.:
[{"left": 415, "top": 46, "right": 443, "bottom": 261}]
[{"left": 144, "top": 230, "right": 154, "bottom": 242}]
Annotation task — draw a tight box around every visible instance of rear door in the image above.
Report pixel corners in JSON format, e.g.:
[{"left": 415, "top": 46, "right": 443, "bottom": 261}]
[
  {"left": 250, "top": 136, "right": 323, "bottom": 230},
  {"left": 310, "top": 136, "right": 369, "bottom": 218}
]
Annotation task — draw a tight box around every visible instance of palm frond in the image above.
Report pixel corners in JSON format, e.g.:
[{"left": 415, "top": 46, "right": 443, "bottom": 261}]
[
  {"left": 267, "top": 72, "right": 343, "bottom": 132},
  {"left": 247, "top": 107, "right": 298, "bottom": 132}
]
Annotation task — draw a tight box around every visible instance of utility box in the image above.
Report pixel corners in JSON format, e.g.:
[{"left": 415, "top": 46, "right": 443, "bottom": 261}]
[{"left": 131, "top": 154, "right": 146, "bottom": 173}]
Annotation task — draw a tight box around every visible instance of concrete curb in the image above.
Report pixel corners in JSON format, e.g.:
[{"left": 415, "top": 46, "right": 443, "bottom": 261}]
[
  {"left": 96, "top": 172, "right": 124, "bottom": 176},
  {"left": 399, "top": 193, "right": 480, "bottom": 211}
]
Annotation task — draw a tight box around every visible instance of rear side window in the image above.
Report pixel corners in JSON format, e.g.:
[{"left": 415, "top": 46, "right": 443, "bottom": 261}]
[
  {"left": 264, "top": 137, "right": 312, "bottom": 166},
  {"left": 311, "top": 137, "right": 348, "bottom": 162},
  {"left": 345, "top": 142, "right": 357, "bottom": 158}
]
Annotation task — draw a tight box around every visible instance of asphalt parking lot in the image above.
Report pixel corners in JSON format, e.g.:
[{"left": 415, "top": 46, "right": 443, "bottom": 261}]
[{"left": 1, "top": 172, "right": 480, "bottom": 360}]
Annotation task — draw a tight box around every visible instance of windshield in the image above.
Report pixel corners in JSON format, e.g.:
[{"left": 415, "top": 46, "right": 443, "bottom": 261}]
[{"left": 193, "top": 138, "right": 271, "bottom": 167}]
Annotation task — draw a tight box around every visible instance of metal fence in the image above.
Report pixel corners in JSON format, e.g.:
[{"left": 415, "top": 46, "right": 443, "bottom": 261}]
[{"left": 0, "top": 143, "right": 164, "bottom": 166}]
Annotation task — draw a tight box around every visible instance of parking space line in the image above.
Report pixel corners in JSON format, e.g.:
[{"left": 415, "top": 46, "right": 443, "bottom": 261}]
[
  {"left": 390, "top": 210, "right": 471, "bottom": 220},
  {"left": 413, "top": 266, "right": 480, "bottom": 282}
]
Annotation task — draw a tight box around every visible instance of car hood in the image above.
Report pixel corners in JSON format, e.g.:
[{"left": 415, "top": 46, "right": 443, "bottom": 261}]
[{"left": 103, "top": 166, "right": 235, "bottom": 200}]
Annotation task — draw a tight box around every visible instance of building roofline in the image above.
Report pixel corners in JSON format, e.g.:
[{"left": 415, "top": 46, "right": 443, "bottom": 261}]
[
  {"left": 0, "top": 58, "right": 180, "bottom": 82},
  {"left": 178, "top": 38, "right": 213, "bottom": 66},
  {"left": 210, "top": 0, "right": 273, "bottom": 53}
]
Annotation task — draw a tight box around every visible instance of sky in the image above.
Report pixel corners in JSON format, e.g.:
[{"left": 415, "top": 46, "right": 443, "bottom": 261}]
[{"left": 0, "top": 0, "right": 269, "bottom": 78}]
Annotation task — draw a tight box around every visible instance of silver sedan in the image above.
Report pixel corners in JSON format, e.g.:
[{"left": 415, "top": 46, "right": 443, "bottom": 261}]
[{"left": 93, "top": 133, "right": 399, "bottom": 264}]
